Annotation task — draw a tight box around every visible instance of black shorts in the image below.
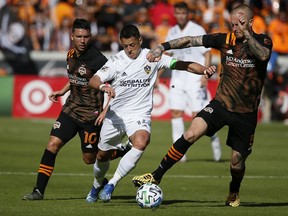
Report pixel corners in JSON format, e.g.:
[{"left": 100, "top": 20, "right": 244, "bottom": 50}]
[
  {"left": 196, "top": 99, "right": 258, "bottom": 156},
  {"left": 50, "top": 111, "right": 101, "bottom": 153}
]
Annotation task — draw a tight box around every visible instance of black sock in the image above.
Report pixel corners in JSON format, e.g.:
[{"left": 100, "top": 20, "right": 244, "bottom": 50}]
[
  {"left": 152, "top": 135, "right": 193, "bottom": 181},
  {"left": 229, "top": 167, "right": 245, "bottom": 193},
  {"left": 35, "top": 149, "right": 56, "bottom": 194}
]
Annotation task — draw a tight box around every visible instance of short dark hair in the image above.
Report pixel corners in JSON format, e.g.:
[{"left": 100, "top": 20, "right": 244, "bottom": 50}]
[
  {"left": 174, "top": 1, "right": 189, "bottom": 11},
  {"left": 120, "top": 24, "right": 141, "bottom": 39},
  {"left": 72, "top": 18, "right": 91, "bottom": 33}
]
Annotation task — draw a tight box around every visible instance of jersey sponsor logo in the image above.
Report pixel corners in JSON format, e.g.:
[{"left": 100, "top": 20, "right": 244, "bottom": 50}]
[
  {"left": 53, "top": 121, "right": 61, "bottom": 129},
  {"left": 144, "top": 65, "right": 151, "bottom": 74},
  {"left": 68, "top": 74, "right": 89, "bottom": 85},
  {"left": 225, "top": 56, "right": 255, "bottom": 68},
  {"left": 78, "top": 65, "right": 87, "bottom": 75},
  {"left": 120, "top": 79, "right": 150, "bottom": 87}
]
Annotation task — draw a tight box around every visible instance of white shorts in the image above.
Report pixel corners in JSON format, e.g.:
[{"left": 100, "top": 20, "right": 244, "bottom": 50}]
[
  {"left": 98, "top": 111, "right": 151, "bottom": 151},
  {"left": 169, "top": 79, "right": 209, "bottom": 113}
]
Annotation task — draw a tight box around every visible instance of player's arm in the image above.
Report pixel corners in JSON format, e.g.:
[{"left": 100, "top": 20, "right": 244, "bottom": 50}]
[
  {"left": 238, "top": 14, "right": 271, "bottom": 61},
  {"left": 171, "top": 59, "right": 216, "bottom": 78},
  {"left": 89, "top": 74, "right": 115, "bottom": 98},
  {"left": 243, "top": 31, "right": 271, "bottom": 61},
  {"left": 147, "top": 36, "right": 204, "bottom": 62},
  {"left": 48, "top": 82, "right": 70, "bottom": 102},
  {"left": 201, "top": 50, "right": 212, "bottom": 87}
]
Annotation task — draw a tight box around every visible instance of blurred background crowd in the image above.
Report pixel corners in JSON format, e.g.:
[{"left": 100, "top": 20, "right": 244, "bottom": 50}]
[{"left": 0, "top": 0, "right": 288, "bottom": 122}]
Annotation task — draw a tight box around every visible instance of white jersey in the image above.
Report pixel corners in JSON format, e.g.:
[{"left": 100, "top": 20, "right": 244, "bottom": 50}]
[
  {"left": 166, "top": 21, "right": 210, "bottom": 84},
  {"left": 96, "top": 48, "right": 173, "bottom": 117}
]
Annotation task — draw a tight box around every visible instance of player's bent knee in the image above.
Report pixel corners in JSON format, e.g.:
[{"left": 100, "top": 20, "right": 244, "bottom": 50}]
[
  {"left": 47, "top": 137, "right": 63, "bottom": 154},
  {"left": 83, "top": 153, "right": 96, "bottom": 164}
]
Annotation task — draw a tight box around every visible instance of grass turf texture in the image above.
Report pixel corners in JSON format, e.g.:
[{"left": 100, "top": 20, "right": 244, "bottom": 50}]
[{"left": 0, "top": 117, "right": 288, "bottom": 216}]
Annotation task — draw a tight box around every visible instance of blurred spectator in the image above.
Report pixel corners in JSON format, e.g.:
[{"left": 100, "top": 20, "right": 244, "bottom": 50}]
[
  {"left": 51, "top": 16, "right": 73, "bottom": 51},
  {"left": 121, "top": 0, "right": 142, "bottom": 25},
  {"left": 188, "top": 0, "right": 206, "bottom": 24},
  {"left": 52, "top": 0, "right": 75, "bottom": 30},
  {"left": 267, "top": 10, "right": 288, "bottom": 73},
  {"left": 17, "top": 0, "right": 37, "bottom": 25},
  {"left": 250, "top": 2, "right": 267, "bottom": 34},
  {"left": 133, "top": 7, "right": 156, "bottom": 48},
  {"left": 93, "top": 0, "right": 121, "bottom": 51},
  {"left": 0, "top": 2, "right": 38, "bottom": 74},
  {"left": 202, "top": 0, "right": 230, "bottom": 29},
  {"left": 155, "top": 14, "right": 171, "bottom": 44},
  {"left": 205, "top": 0, "right": 231, "bottom": 75},
  {"left": 29, "top": 7, "right": 54, "bottom": 51},
  {"left": 148, "top": 0, "right": 176, "bottom": 28}
]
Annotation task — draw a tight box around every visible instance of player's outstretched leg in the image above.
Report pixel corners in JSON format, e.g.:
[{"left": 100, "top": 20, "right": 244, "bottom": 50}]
[{"left": 132, "top": 173, "right": 160, "bottom": 187}]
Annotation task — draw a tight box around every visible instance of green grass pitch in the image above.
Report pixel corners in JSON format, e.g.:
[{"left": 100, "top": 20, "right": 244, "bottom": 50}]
[{"left": 0, "top": 117, "right": 288, "bottom": 216}]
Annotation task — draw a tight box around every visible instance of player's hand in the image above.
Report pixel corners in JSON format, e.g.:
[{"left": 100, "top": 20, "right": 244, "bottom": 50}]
[
  {"left": 204, "top": 65, "right": 216, "bottom": 79},
  {"left": 101, "top": 86, "right": 116, "bottom": 98},
  {"left": 238, "top": 13, "right": 247, "bottom": 32},
  {"left": 146, "top": 45, "right": 164, "bottom": 62},
  {"left": 48, "top": 91, "right": 61, "bottom": 102},
  {"left": 95, "top": 95, "right": 112, "bottom": 126},
  {"left": 95, "top": 111, "right": 106, "bottom": 126}
]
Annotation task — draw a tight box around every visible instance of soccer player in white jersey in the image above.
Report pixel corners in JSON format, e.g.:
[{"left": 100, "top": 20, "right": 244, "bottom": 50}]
[
  {"left": 166, "top": 2, "right": 221, "bottom": 162},
  {"left": 85, "top": 24, "right": 216, "bottom": 203}
]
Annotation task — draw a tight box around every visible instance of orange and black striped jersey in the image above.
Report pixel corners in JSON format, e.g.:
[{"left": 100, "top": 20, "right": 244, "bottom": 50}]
[
  {"left": 62, "top": 44, "right": 108, "bottom": 122},
  {"left": 202, "top": 32, "right": 272, "bottom": 113}
]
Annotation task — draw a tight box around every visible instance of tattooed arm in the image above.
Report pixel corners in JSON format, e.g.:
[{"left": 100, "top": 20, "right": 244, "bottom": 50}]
[
  {"left": 243, "top": 30, "right": 271, "bottom": 61},
  {"left": 146, "top": 36, "right": 204, "bottom": 62},
  {"left": 167, "top": 36, "right": 203, "bottom": 49},
  {"left": 237, "top": 13, "right": 271, "bottom": 61}
]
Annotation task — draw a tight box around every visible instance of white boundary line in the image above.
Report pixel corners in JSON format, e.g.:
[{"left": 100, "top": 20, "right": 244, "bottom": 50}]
[{"left": 1, "top": 171, "right": 288, "bottom": 179}]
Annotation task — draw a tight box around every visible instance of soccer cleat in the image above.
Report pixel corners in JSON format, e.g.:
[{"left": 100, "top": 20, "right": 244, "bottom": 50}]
[
  {"left": 225, "top": 192, "right": 240, "bottom": 207},
  {"left": 132, "top": 173, "right": 160, "bottom": 187},
  {"left": 22, "top": 187, "right": 44, "bottom": 200},
  {"left": 86, "top": 178, "right": 108, "bottom": 203},
  {"left": 98, "top": 184, "right": 115, "bottom": 202},
  {"left": 211, "top": 136, "right": 222, "bottom": 162}
]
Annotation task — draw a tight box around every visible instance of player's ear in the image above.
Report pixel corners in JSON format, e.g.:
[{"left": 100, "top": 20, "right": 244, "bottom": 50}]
[
  {"left": 71, "top": 34, "right": 74, "bottom": 41},
  {"left": 249, "top": 18, "right": 253, "bottom": 29},
  {"left": 139, "top": 36, "right": 143, "bottom": 46}
]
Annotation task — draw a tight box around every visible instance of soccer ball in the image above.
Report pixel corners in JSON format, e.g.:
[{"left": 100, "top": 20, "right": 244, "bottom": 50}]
[{"left": 136, "top": 183, "right": 163, "bottom": 208}]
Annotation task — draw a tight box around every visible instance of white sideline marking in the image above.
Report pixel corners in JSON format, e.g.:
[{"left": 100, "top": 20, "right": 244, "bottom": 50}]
[{"left": 0, "top": 171, "right": 288, "bottom": 179}]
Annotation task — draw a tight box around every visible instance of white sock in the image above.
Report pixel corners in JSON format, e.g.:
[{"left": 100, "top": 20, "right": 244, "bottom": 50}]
[
  {"left": 109, "top": 147, "right": 143, "bottom": 186},
  {"left": 93, "top": 160, "right": 110, "bottom": 189},
  {"left": 171, "top": 117, "right": 184, "bottom": 142}
]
